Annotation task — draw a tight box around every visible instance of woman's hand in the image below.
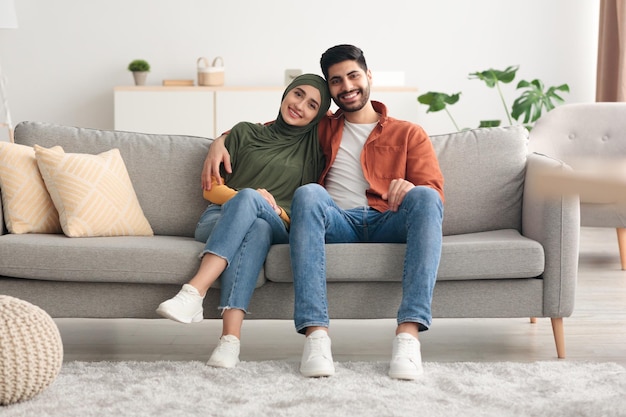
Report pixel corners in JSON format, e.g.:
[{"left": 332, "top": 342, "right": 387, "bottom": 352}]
[
  {"left": 202, "top": 134, "right": 231, "bottom": 191},
  {"left": 256, "top": 188, "right": 281, "bottom": 215}
]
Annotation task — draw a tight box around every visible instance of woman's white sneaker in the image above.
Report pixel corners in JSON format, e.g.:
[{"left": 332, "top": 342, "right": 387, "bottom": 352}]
[
  {"left": 156, "top": 284, "right": 204, "bottom": 324},
  {"left": 207, "top": 335, "right": 241, "bottom": 368},
  {"left": 388, "top": 333, "right": 423, "bottom": 380}
]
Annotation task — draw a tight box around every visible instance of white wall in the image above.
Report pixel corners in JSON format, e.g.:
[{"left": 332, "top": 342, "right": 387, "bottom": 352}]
[{"left": 0, "top": 0, "right": 600, "bottom": 141}]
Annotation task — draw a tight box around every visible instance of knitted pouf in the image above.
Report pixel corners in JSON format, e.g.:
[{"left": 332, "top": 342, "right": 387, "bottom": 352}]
[{"left": 0, "top": 295, "right": 63, "bottom": 405}]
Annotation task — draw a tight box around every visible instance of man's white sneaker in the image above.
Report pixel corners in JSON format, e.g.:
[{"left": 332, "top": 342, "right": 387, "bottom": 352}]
[
  {"left": 207, "top": 335, "right": 241, "bottom": 368},
  {"left": 300, "top": 329, "right": 335, "bottom": 377},
  {"left": 156, "top": 284, "right": 204, "bottom": 324},
  {"left": 389, "top": 333, "right": 424, "bottom": 380}
]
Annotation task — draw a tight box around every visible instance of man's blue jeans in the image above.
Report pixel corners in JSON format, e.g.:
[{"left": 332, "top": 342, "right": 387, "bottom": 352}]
[
  {"left": 289, "top": 184, "right": 443, "bottom": 334},
  {"left": 195, "top": 188, "right": 289, "bottom": 313}
]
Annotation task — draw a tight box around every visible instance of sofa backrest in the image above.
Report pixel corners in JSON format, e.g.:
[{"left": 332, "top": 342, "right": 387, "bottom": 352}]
[
  {"left": 10, "top": 122, "right": 529, "bottom": 238},
  {"left": 431, "top": 126, "right": 529, "bottom": 236},
  {"left": 13, "top": 121, "right": 211, "bottom": 237}
]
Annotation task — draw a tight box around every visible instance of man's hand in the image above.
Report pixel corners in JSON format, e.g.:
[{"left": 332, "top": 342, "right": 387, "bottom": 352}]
[
  {"left": 202, "top": 134, "right": 231, "bottom": 191},
  {"left": 382, "top": 179, "right": 415, "bottom": 212}
]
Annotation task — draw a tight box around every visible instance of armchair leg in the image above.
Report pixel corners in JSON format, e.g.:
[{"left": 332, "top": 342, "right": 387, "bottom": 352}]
[
  {"left": 529, "top": 317, "right": 537, "bottom": 323},
  {"left": 551, "top": 317, "right": 565, "bottom": 359},
  {"left": 617, "top": 228, "right": 626, "bottom": 270}
]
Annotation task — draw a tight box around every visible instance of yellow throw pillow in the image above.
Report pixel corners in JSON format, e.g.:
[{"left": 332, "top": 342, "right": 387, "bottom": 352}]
[
  {"left": 0, "top": 142, "right": 62, "bottom": 234},
  {"left": 33, "top": 145, "right": 153, "bottom": 238}
]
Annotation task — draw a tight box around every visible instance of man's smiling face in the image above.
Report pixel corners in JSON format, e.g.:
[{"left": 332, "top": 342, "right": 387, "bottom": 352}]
[{"left": 326, "top": 60, "right": 372, "bottom": 113}]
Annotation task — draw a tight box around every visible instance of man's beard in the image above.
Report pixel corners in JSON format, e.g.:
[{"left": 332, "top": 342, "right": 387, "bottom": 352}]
[{"left": 334, "top": 84, "right": 371, "bottom": 113}]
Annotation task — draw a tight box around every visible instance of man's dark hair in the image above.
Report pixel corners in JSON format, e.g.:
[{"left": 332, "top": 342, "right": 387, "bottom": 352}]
[{"left": 320, "top": 44, "right": 368, "bottom": 80}]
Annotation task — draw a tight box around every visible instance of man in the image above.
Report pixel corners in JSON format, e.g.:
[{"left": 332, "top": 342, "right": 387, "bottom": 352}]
[{"left": 204, "top": 44, "right": 444, "bottom": 380}]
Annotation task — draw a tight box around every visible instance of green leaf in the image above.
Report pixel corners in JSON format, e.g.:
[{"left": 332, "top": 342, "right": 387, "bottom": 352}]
[
  {"left": 479, "top": 120, "right": 501, "bottom": 128},
  {"left": 511, "top": 79, "right": 570, "bottom": 124},
  {"left": 417, "top": 91, "right": 461, "bottom": 113},
  {"left": 468, "top": 65, "right": 519, "bottom": 88},
  {"left": 417, "top": 91, "right": 462, "bottom": 131}
]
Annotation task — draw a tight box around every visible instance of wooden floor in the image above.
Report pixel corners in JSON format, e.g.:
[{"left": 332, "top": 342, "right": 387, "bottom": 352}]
[{"left": 56, "top": 227, "right": 626, "bottom": 365}]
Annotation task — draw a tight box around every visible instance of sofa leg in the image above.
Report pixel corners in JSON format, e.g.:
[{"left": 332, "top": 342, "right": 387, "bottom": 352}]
[
  {"left": 529, "top": 317, "right": 537, "bottom": 323},
  {"left": 551, "top": 317, "right": 565, "bottom": 359},
  {"left": 617, "top": 228, "right": 626, "bottom": 270}
]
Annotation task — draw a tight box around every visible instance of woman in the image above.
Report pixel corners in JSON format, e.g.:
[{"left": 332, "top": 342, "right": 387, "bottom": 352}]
[{"left": 156, "top": 74, "right": 330, "bottom": 368}]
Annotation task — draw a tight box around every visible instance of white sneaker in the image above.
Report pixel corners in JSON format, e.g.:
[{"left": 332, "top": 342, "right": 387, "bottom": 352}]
[
  {"left": 156, "top": 284, "right": 204, "bottom": 324},
  {"left": 207, "top": 335, "right": 241, "bottom": 368},
  {"left": 300, "top": 329, "right": 335, "bottom": 377},
  {"left": 389, "top": 333, "right": 424, "bottom": 380}
]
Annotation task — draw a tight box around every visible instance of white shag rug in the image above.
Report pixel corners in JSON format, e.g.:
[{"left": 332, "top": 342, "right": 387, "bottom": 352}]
[{"left": 2, "top": 360, "right": 625, "bottom": 417}]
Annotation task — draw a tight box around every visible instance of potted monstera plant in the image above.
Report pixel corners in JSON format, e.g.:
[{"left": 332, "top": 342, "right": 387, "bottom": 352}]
[
  {"left": 417, "top": 65, "right": 570, "bottom": 131},
  {"left": 128, "top": 59, "right": 151, "bottom": 86}
]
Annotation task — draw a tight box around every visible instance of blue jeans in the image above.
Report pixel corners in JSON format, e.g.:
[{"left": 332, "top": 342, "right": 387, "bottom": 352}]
[
  {"left": 289, "top": 184, "right": 443, "bottom": 334},
  {"left": 195, "top": 188, "right": 289, "bottom": 313}
]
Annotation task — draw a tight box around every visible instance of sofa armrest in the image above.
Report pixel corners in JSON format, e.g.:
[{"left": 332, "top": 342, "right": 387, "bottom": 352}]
[{"left": 522, "top": 152, "right": 580, "bottom": 317}]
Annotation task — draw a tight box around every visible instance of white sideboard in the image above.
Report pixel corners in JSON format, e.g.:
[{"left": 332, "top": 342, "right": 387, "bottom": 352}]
[{"left": 114, "top": 86, "right": 419, "bottom": 138}]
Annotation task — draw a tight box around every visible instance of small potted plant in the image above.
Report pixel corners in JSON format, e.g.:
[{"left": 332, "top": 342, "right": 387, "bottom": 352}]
[{"left": 128, "top": 59, "right": 150, "bottom": 86}]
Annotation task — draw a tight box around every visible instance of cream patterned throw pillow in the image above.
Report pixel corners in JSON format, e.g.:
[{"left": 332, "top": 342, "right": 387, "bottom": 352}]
[
  {"left": 33, "top": 145, "right": 153, "bottom": 237},
  {"left": 0, "top": 142, "right": 62, "bottom": 234}
]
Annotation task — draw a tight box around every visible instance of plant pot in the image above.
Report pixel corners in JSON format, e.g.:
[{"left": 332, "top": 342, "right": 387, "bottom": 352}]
[{"left": 132, "top": 71, "right": 148, "bottom": 86}]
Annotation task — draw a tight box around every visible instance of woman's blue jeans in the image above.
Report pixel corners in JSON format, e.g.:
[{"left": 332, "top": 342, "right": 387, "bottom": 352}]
[
  {"left": 195, "top": 188, "right": 289, "bottom": 313},
  {"left": 289, "top": 184, "right": 443, "bottom": 334}
]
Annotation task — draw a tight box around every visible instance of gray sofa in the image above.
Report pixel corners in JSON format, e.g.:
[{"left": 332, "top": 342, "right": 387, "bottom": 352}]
[{"left": 0, "top": 121, "right": 579, "bottom": 358}]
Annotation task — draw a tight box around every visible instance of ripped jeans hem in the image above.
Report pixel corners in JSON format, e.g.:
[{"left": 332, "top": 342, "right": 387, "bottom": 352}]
[
  {"left": 199, "top": 250, "right": 229, "bottom": 267},
  {"left": 217, "top": 306, "right": 250, "bottom": 316}
]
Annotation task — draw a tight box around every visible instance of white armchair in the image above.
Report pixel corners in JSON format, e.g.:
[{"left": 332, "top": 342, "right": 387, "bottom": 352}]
[{"left": 528, "top": 102, "right": 626, "bottom": 270}]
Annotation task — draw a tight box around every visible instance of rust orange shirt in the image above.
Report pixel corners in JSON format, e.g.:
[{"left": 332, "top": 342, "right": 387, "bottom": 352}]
[{"left": 317, "top": 101, "right": 444, "bottom": 212}]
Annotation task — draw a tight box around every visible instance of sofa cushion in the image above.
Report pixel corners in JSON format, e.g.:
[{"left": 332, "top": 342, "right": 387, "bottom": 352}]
[
  {"left": 431, "top": 126, "right": 529, "bottom": 236},
  {"left": 264, "top": 229, "right": 544, "bottom": 283},
  {"left": 0, "top": 142, "right": 62, "bottom": 234},
  {"left": 34, "top": 145, "right": 153, "bottom": 237},
  {"left": 13, "top": 122, "right": 211, "bottom": 237},
  {"left": 0, "top": 234, "right": 266, "bottom": 288}
]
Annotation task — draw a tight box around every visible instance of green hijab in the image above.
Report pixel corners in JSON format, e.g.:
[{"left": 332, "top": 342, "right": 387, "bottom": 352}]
[{"left": 222, "top": 74, "right": 331, "bottom": 216}]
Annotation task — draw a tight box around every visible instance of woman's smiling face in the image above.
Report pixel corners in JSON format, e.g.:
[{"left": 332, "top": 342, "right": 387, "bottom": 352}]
[{"left": 280, "top": 85, "right": 322, "bottom": 127}]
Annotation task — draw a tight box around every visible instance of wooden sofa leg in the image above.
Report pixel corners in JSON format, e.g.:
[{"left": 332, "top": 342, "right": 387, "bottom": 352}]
[
  {"left": 551, "top": 317, "right": 565, "bottom": 359},
  {"left": 530, "top": 317, "right": 537, "bottom": 323},
  {"left": 617, "top": 228, "right": 626, "bottom": 270}
]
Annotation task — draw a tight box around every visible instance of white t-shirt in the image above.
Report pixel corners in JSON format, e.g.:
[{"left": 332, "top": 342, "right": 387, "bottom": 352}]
[{"left": 325, "top": 120, "right": 377, "bottom": 209}]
